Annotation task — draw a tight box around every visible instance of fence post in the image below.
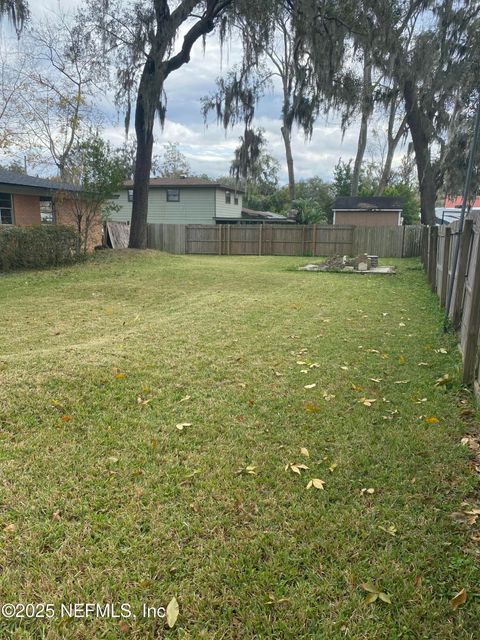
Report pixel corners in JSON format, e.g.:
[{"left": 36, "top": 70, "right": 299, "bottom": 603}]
[
  {"left": 227, "top": 224, "right": 231, "bottom": 255},
  {"left": 421, "top": 225, "right": 429, "bottom": 269},
  {"left": 258, "top": 224, "right": 263, "bottom": 256},
  {"left": 218, "top": 225, "right": 222, "bottom": 255},
  {"left": 428, "top": 226, "right": 438, "bottom": 290},
  {"left": 312, "top": 224, "right": 317, "bottom": 257},
  {"left": 462, "top": 231, "right": 480, "bottom": 385},
  {"left": 440, "top": 227, "right": 451, "bottom": 308},
  {"left": 451, "top": 218, "right": 474, "bottom": 329}
]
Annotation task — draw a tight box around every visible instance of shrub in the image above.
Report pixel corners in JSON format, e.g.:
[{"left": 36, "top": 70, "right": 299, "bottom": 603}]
[{"left": 0, "top": 225, "right": 82, "bottom": 271}]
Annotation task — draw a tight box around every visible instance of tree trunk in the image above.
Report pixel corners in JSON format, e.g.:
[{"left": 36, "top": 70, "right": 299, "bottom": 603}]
[
  {"left": 377, "top": 114, "right": 407, "bottom": 195},
  {"left": 129, "top": 65, "right": 157, "bottom": 249},
  {"left": 351, "top": 56, "right": 372, "bottom": 197},
  {"left": 281, "top": 124, "right": 295, "bottom": 203},
  {"left": 403, "top": 79, "right": 436, "bottom": 225}
]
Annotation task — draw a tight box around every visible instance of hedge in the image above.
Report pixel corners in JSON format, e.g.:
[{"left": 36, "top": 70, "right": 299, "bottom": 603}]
[{"left": 0, "top": 225, "right": 82, "bottom": 271}]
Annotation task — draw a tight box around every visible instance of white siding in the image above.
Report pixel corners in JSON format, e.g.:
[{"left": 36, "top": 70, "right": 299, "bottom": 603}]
[
  {"left": 215, "top": 189, "right": 243, "bottom": 219},
  {"left": 111, "top": 187, "right": 216, "bottom": 224}
]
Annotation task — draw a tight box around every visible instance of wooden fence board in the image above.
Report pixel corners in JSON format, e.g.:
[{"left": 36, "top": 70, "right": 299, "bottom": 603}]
[{"left": 139, "top": 223, "right": 422, "bottom": 258}]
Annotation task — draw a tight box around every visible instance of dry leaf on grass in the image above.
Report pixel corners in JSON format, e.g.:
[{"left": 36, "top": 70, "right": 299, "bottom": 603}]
[
  {"left": 359, "top": 398, "right": 376, "bottom": 407},
  {"left": 450, "top": 588, "right": 467, "bottom": 611},
  {"left": 3, "top": 523, "right": 16, "bottom": 533},
  {"left": 307, "top": 478, "right": 325, "bottom": 490},
  {"left": 304, "top": 401, "right": 321, "bottom": 413},
  {"left": 361, "top": 487, "right": 375, "bottom": 495},
  {"left": 286, "top": 462, "right": 309, "bottom": 475},
  {"left": 304, "top": 383, "right": 317, "bottom": 389},
  {"left": 425, "top": 416, "right": 439, "bottom": 424},
  {"left": 300, "top": 448, "right": 310, "bottom": 458},
  {"left": 237, "top": 465, "right": 257, "bottom": 475},
  {"left": 176, "top": 422, "right": 192, "bottom": 431},
  {"left": 166, "top": 597, "right": 179, "bottom": 628},
  {"left": 361, "top": 583, "right": 391, "bottom": 604}
]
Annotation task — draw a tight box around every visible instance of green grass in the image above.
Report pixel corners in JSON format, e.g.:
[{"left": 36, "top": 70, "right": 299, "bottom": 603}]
[{"left": 0, "top": 250, "right": 479, "bottom": 639}]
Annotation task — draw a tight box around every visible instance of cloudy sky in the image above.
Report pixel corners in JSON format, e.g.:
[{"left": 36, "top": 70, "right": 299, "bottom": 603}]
[{"left": 2, "top": 0, "right": 403, "bottom": 183}]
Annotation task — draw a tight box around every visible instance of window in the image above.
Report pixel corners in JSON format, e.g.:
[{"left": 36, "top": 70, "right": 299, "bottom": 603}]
[
  {"left": 40, "top": 197, "right": 55, "bottom": 224},
  {"left": 234, "top": 194, "right": 239, "bottom": 205},
  {"left": 167, "top": 188, "right": 180, "bottom": 202},
  {"left": 0, "top": 193, "right": 13, "bottom": 224},
  {"left": 127, "top": 189, "right": 134, "bottom": 202}
]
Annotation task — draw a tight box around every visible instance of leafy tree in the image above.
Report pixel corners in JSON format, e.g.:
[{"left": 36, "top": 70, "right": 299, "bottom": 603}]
[
  {"left": 368, "top": 0, "right": 480, "bottom": 224},
  {"left": 383, "top": 182, "right": 419, "bottom": 226},
  {"left": 115, "top": 137, "right": 162, "bottom": 180},
  {"left": 332, "top": 159, "right": 352, "bottom": 196},
  {"left": 9, "top": 10, "right": 104, "bottom": 180},
  {"left": 158, "top": 142, "right": 191, "bottom": 178},
  {"left": 80, "top": 0, "right": 286, "bottom": 249},
  {"left": 58, "top": 135, "right": 125, "bottom": 253}
]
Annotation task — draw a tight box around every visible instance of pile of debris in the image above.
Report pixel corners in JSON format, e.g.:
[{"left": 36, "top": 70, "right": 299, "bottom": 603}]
[{"left": 299, "top": 254, "right": 377, "bottom": 272}]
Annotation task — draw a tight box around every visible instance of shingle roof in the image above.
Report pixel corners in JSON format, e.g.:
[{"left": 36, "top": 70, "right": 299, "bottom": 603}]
[
  {"left": 0, "top": 169, "right": 77, "bottom": 192},
  {"left": 124, "top": 177, "right": 244, "bottom": 192},
  {"left": 333, "top": 196, "right": 404, "bottom": 210}
]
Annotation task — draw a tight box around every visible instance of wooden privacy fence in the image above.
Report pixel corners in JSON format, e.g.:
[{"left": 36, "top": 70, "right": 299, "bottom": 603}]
[
  {"left": 422, "top": 215, "right": 480, "bottom": 395},
  {"left": 136, "top": 223, "right": 422, "bottom": 258}
]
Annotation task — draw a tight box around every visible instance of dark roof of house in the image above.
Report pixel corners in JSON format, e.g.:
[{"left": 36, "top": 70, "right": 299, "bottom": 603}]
[
  {"left": 241, "top": 207, "right": 294, "bottom": 221},
  {"left": 123, "top": 177, "right": 244, "bottom": 193},
  {"left": 0, "top": 169, "right": 77, "bottom": 192},
  {"left": 333, "top": 196, "right": 404, "bottom": 211}
]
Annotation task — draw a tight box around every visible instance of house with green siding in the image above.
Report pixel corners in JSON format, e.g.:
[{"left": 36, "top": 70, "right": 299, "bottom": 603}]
[{"left": 112, "top": 177, "right": 244, "bottom": 225}]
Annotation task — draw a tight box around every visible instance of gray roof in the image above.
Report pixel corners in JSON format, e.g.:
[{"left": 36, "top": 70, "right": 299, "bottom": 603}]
[
  {"left": 124, "top": 177, "right": 245, "bottom": 193},
  {"left": 241, "top": 207, "right": 294, "bottom": 221},
  {"left": 333, "top": 196, "right": 403, "bottom": 211},
  {"left": 0, "top": 169, "right": 78, "bottom": 192}
]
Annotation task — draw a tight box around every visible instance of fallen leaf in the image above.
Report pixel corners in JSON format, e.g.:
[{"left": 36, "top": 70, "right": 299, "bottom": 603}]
[
  {"left": 179, "top": 395, "right": 191, "bottom": 402},
  {"left": 329, "top": 463, "right": 337, "bottom": 473},
  {"left": 237, "top": 465, "right": 257, "bottom": 475},
  {"left": 307, "top": 478, "right": 325, "bottom": 490},
  {"left": 435, "top": 348, "right": 448, "bottom": 354},
  {"left": 323, "top": 392, "right": 335, "bottom": 401},
  {"left": 359, "top": 397, "right": 376, "bottom": 407},
  {"left": 166, "top": 597, "right": 179, "bottom": 628},
  {"left": 425, "top": 416, "right": 439, "bottom": 424},
  {"left": 369, "top": 378, "right": 382, "bottom": 383},
  {"left": 176, "top": 422, "right": 192, "bottom": 431},
  {"left": 3, "top": 523, "right": 16, "bottom": 533},
  {"left": 435, "top": 374, "right": 450, "bottom": 387},
  {"left": 398, "top": 355, "right": 405, "bottom": 364},
  {"left": 52, "top": 510, "right": 61, "bottom": 521},
  {"left": 107, "top": 456, "right": 119, "bottom": 464},
  {"left": 137, "top": 396, "right": 153, "bottom": 405},
  {"left": 450, "top": 588, "right": 467, "bottom": 611},
  {"left": 379, "top": 524, "right": 397, "bottom": 536},
  {"left": 451, "top": 511, "right": 478, "bottom": 525},
  {"left": 394, "top": 380, "right": 410, "bottom": 384},
  {"left": 361, "top": 487, "right": 375, "bottom": 495},
  {"left": 351, "top": 383, "right": 363, "bottom": 392},
  {"left": 114, "top": 372, "right": 126, "bottom": 379},
  {"left": 151, "top": 438, "right": 158, "bottom": 449},
  {"left": 340, "top": 366, "right": 349, "bottom": 371},
  {"left": 304, "top": 383, "right": 317, "bottom": 389},
  {"left": 286, "top": 462, "right": 309, "bottom": 475},
  {"left": 300, "top": 447, "right": 310, "bottom": 458},
  {"left": 61, "top": 415, "right": 72, "bottom": 422},
  {"left": 417, "top": 362, "right": 429, "bottom": 366},
  {"left": 118, "top": 620, "right": 130, "bottom": 633}
]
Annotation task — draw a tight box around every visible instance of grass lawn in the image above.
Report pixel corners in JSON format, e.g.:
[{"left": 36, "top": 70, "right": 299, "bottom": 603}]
[{"left": 0, "top": 250, "right": 479, "bottom": 639}]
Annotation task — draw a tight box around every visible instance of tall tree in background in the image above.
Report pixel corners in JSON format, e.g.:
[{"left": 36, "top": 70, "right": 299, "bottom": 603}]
[
  {"left": 12, "top": 12, "right": 104, "bottom": 180},
  {"left": 81, "top": 0, "right": 284, "bottom": 249},
  {"left": 369, "top": 0, "right": 480, "bottom": 224}
]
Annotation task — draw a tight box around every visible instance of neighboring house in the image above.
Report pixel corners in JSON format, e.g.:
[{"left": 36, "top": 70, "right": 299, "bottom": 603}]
[
  {"left": 0, "top": 169, "right": 101, "bottom": 247},
  {"left": 332, "top": 196, "right": 404, "bottom": 226},
  {"left": 438, "top": 195, "right": 480, "bottom": 224},
  {"left": 112, "top": 177, "right": 244, "bottom": 225},
  {"left": 240, "top": 207, "right": 295, "bottom": 223}
]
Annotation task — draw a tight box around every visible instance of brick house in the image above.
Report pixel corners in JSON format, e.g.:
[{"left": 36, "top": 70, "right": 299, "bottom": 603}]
[
  {"left": 332, "top": 196, "right": 404, "bottom": 226},
  {"left": 0, "top": 169, "right": 102, "bottom": 248}
]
